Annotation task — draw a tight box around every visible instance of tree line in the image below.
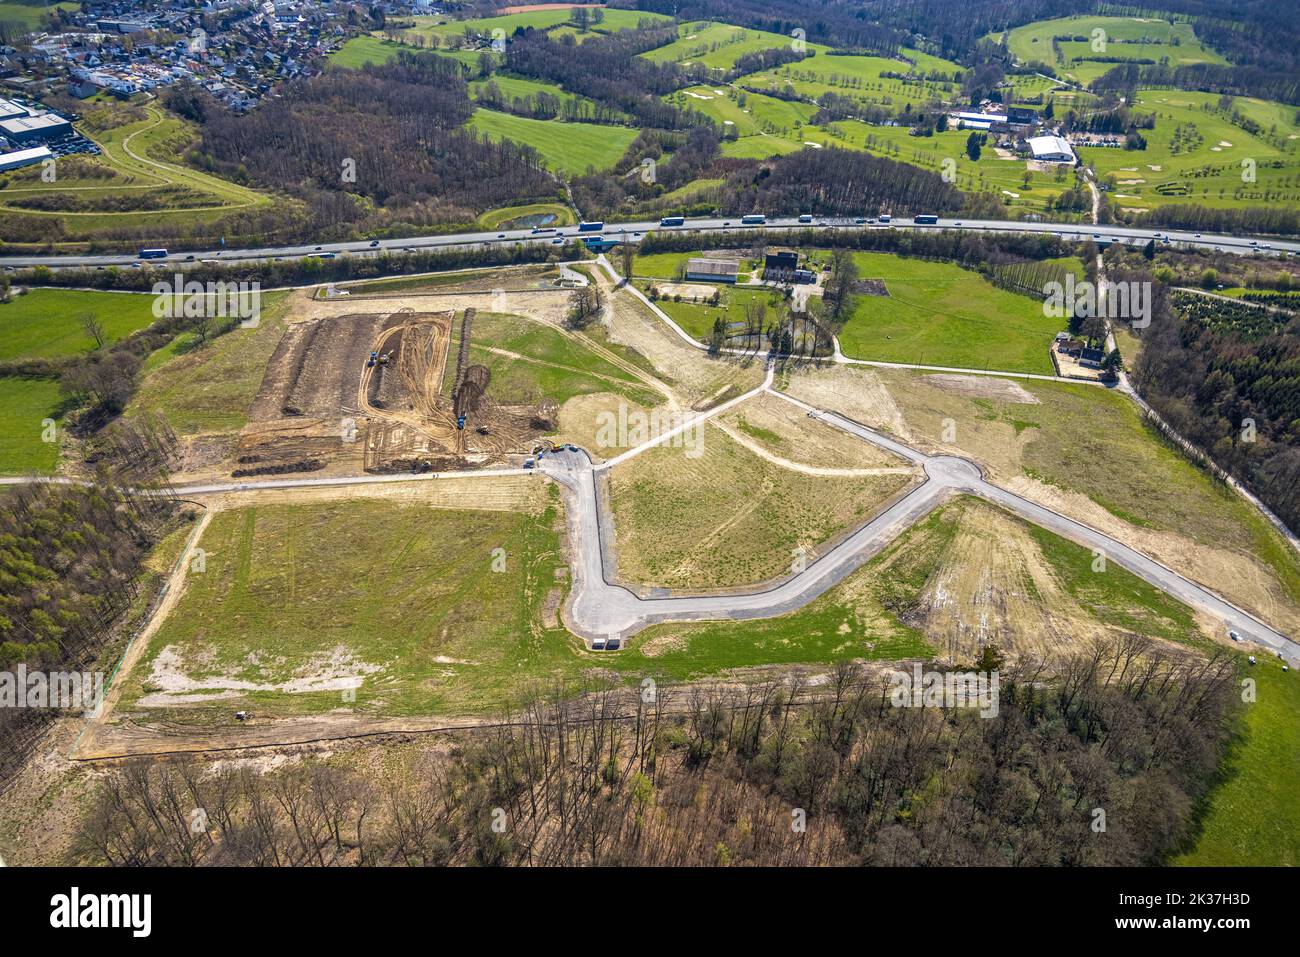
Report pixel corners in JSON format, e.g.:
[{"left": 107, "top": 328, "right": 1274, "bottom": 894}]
[
  {"left": 71, "top": 638, "right": 1242, "bottom": 866},
  {"left": 1131, "top": 274, "right": 1300, "bottom": 533}
]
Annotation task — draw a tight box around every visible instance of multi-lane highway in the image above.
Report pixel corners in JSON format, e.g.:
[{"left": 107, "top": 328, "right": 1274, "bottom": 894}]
[{"left": 0, "top": 216, "right": 1295, "bottom": 270}]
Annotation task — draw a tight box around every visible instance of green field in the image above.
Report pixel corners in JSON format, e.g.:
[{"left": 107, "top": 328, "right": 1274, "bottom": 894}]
[
  {"left": 737, "top": 48, "right": 963, "bottom": 113},
  {"left": 640, "top": 20, "right": 793, "bottom": 70},
  {"left": 469, "top": 109, "right": 638, "bottom": 174},
  {"left": 837, "top": 253, "right": 1063, "bottom": 373},
  {"left": 1176, "top": 661, "right": 1300, "bottom": 866},
  {"left": 0, "top": 289, "right": 159, "bottom": 361},
  {"left": 640, "top": 282, "right": 778, "bottom": 342},
  {"left": 0, "top": 1, "right": 78, "bottom": 29},
  {"left": 0, "top": 375, "right": 63, "bottom": 474},
  {"left": 470, "top": 73, "right": 620, "bottom": 122},
  {"left": 127, "top": 292, "right": 289, "bottom": 435},
  {"left": 998, "top": 14, "right": 1227, "bottom": 84},
  {"left": 1082, "top": 90, "right": 1300, "bottom": 213},
  {"left": 450, "top": 312, "right": 662, "bottom": 407}
]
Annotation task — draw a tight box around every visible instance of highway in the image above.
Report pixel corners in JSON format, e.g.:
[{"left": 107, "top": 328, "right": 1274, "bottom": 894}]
[{"left": 0, "top": 215, "right": 1296, "bottom": 270}]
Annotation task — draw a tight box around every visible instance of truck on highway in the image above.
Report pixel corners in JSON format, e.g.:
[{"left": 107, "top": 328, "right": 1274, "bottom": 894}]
[
  {"left": 877, "top": 214, "right": 891, "bottom": 224},
  {"left": 798, "top": 214, "right": 813, "bottom": 224},
  {"left": 578, "top": 221, "right": 604, "bottom": 232},
  {"left": 138, "top": 247, "right": 168, "bottom": 259},
  {"left": 914, "top": 214, "right": 939, "bottom": 225},
  {"left": 741, "top": 214, "right": 766, "bottom": 225},
  {"left": 659, "top": 216, "right": 685, "bottom": 227}
]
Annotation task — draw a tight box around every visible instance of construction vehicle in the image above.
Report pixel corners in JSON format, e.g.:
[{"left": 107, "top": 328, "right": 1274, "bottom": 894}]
[
  {"left": 523, "top": 457, "right": 536, "bottom": 469},
  {"left": 378, "top": 352, "right": 390, "bottom": 365},
  {"left": 456, "top": 414, "right": 466, "bottom": 430}
]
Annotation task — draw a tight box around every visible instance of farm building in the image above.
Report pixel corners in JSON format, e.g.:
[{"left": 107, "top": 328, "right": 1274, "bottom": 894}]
[
  {"left": 1007, "top": 106, "right": 1038, "bottom": 127},
  {"left": 0, "top": 145, "right": 52, "bottom": 171},
  {"left": 951, "top": 110, "right": 1007, "bottom": 131},
  {"left": 0, "top": 112, "right": 72, "bottom": 144},
  {"left": 686, "top": 258, "right": 739, "bottom": 283},
  {"left": 764, "top": 250, "right": 816, "bottom": 284},
  {"left": 1027, "top": 134, "right": 1075, "bottom": 163}
]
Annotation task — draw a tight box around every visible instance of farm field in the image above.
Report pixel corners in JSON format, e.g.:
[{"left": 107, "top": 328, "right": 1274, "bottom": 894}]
[
  {"left": 836, "top": 252, "right": 1063, "bottom": 373},
  {"left": 608, "top": 422, "right": 915, "bottom": 590},
  {"left": 997, "top": 15, "right": 1227, "bottom": 84},
  {"left": 0, "top": 375, "right": 63, "bottom": 474},
  {"left": 0, "top": 289, "right": 159, "bottom": 361},
  {"left": 469, "top": 109, "right": 638, "bottom": 174},
  {"left": 1081, "top": 90, "right": 1300, "bottom": 213}
]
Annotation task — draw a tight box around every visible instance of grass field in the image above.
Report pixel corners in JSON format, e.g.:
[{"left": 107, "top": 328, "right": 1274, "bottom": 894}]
[
  {"left": 0, "top": 376, "right": 63, "bottom": 474},
  {"left": 0, "top": 1, "right": 77, "bottom": 29},
  {"left": 998, "top": 15, "right": 1227, "bottom": 84},
  {"left": 640, "top": 282, "right": 780, "bottom": 342},
  {"left": 450, "top": 311, "right": 663, "bottom": 407},
  {"left": 1082, "top": 89, "right": 1300, "bottom": 213},
  {"left": 609, "top": 423, "right": 913, "bottom": 589},
  {"left": 469, "top": 109, "right": 638, "bottom": 174},
  {"left": 736, "top": 48, "right": 964, "bottom": 113},
  {"left": 1176, "top": 661, "right": 1300, "bottom": 866},
  {"left": 119, "top": 494, "right": 583, "bottom": 718},
  {"left": 836, "top": 252, "right": 1062, "bottom": 373},
  {"left": 470, "top": 73, "right": 619, "bottom": 122},
  {"left": 0, "top": 289, "right": 159, "bottom": 361},
  {"left": 812, "top": 364, "right": 1300, "bottom": 618},
  {"left": 640, "top": 20, "right": 793, "bottom": 70},
  {"left": 477, "top": 202, "right": 575, "bottom": 230},
  {"left": 127, "top": 292, "right": 289, "bottom": 435}
]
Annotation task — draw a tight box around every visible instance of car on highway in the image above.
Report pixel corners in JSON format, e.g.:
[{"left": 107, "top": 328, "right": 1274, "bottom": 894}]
[
  {"left": 1229, "top": 629, "right": 1241, "bottom": 642},
  {"left": 497, "top": 233, "right": 505, "bottom": 238},
  {"left": 369, "top": 240, "right": 379, "bottom": 247}
]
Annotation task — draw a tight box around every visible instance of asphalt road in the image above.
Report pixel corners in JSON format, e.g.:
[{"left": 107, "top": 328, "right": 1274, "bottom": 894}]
[
  {"left": 1, "top": 216, "right": 1295, "bottom": 270},
  {"left": 540, "top": 393, "right": 1300, "bottom": 662}
]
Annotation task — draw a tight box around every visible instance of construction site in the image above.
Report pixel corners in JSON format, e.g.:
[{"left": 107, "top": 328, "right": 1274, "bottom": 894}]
[{"left": 236, "top": 303, "right": 557, "bottom": 477}]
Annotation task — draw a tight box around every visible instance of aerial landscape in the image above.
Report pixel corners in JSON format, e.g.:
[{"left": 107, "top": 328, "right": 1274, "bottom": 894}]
[{"left": 0, "top": 0, "right": 1297, "bottom": 923}]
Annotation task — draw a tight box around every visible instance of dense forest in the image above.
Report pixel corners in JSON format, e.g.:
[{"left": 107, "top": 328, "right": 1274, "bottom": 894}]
[
  {"left": 73, "top": 641, "right": 1241, "bottom": 866},
  {"left": 1131, "top": 277, "right": 1300, "bottom": 533},
  {"left": 0, "top": 448, "right": 178, "bottom": 789}
]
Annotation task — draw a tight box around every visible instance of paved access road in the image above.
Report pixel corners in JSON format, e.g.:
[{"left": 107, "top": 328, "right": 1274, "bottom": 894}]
[
  {"left": 0, "top": 216, "right": 1295, "bottom": 270},
  {"left": 539, "top": 391, "right": 1300, "bottom": 662}
]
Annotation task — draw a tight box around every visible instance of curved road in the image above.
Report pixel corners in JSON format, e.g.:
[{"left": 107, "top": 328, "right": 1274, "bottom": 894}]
[
  {"left": 539, "top": 389, "right": 1300, "bottom": 662},
  {"left": 0, "top": 216, "right": 1295, "bottom": 270}
]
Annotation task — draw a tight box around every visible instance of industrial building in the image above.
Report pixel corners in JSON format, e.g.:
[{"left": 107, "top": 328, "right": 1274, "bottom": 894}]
[
  {"left": 685, "top": 258, "right": 739, "bottom": 283},
  {"left": 0, "top": 145, "right": 52, "bottom": 172},
  {"left": 0, "top": 98, "right": 30, "bottom": 122},
  {"left": 0, "top": 112, "right": 72, "bottom": 144},
  {"left": 1026, "top": 134, "right": 1075, "bottom": 163}
]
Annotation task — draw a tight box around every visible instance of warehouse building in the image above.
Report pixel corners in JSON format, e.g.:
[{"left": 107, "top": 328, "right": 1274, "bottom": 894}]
[
  {"left": 686, "top": 258, "right": 739, "bottom": 283},
  {"left": 0, "top": 97, "right": 30, "bottom": 121},
  {"left": 0, "top": 145, "right": 52, "bottom": 172},
  {"left": 1026, "top": 134, "right": 1075, "bottom": 163},
  {"left": 0, "top": 112, "right": 72, "bottom": 144}
]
